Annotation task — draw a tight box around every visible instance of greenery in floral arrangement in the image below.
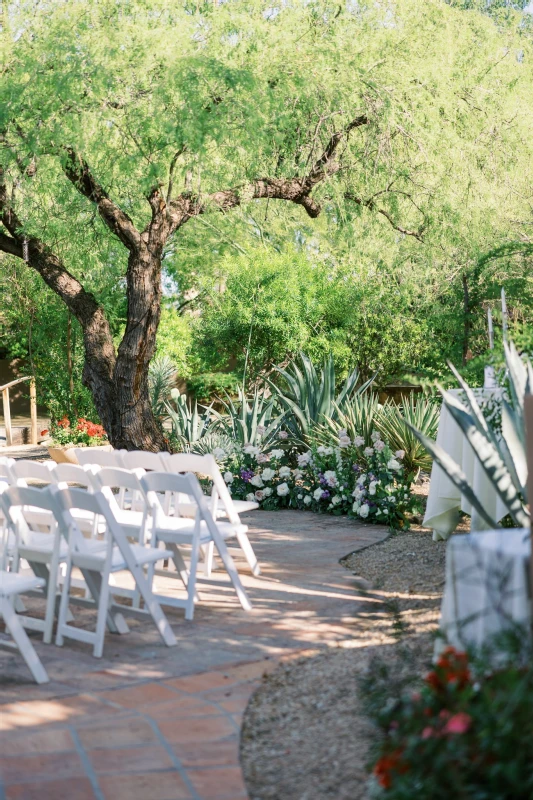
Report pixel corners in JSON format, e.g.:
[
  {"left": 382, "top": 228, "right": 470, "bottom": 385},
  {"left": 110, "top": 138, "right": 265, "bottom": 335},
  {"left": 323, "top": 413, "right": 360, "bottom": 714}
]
[
  {"left": 50, "top": 417, "right": 108, "bottom": 447},
  {"left": 365, "top": 641, "right": 533, "bottom": 799},
  {"left": 210, "top": 427, "right": 418, "bottom": 530}
]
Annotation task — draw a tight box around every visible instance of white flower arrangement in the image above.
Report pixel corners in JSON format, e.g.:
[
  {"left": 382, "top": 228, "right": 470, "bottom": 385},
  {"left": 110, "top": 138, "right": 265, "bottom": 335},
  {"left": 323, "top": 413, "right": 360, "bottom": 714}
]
[
  {"left": 270, "top": 449, "right": 284, "bottom": 460},
  {"left": 261, "top": 467, "right": 276, "bottom": 481},
  {"left": 243, "top": 445, "right": 260, "bottom": 457},
  {"left": 250, "top": 474, "right": 264, "bottom": 488},
  {"left": 323, "top": 470, "right": 338, "bottom": 487},
  {"left": 278, "top": 466, "right": 292, "bottom": 479},
  {"left": 359, "top": 503, "right": 370, "bottom": 518},
  {"left": 276, "top": 482, "right": 290, "bottom": 496}
]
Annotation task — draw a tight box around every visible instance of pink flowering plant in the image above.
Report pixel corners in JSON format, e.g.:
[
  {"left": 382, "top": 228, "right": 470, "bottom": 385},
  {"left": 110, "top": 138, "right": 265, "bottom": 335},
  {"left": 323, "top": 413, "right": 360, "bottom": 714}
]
[
  {"left": 366, "top": 643, "right": 533, "bottom": 798},
  {"left": 212, "top": 428, "right": 418, "bottom": 530}
]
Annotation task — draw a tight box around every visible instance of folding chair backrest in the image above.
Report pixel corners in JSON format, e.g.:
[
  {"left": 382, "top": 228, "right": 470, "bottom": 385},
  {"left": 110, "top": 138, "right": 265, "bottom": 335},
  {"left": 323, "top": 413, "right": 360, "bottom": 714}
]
[
  {"left": 52, "top": 462, "right": 96, "bottom": 490},
  {"left": 166, "top": 452, "right": 239, "bottom": 523},
  {"left": 0, "top": 457, "right": 15, "bottom": 483},
  {"left": 53, "top": 486, "right": 114, "bottom": 555},
  {"left": 121, "top": 450, "right": 169, "bottom": 472},
  {"left": 73, "top": 448, "right": 124, "bottom": 468},
  {"left": 140, "top": 470, "right": 208, "bottom": 519},
  {"left": 10, "top": 460, "right": 56, "bottom": 487},
  {"left": 92, "top": 467, "right": 145, "bottom": 512},
  {"left": 0, "top": 484, "right": 60, "bottom": 551}
]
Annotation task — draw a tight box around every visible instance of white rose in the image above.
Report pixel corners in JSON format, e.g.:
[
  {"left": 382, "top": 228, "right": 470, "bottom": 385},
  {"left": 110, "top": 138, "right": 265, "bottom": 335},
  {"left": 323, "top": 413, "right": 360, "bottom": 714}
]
[
  {"left": 292, "top": 468, "right": 303, "bottom": 479},
  {"left": 250, "top": 474, "right": 264, "bottom": 488},
  {"left": 331, "top": 495, "right": 341, "bottom": 506},
  {"left": 246, "top": 493, "right": 256, "bottom": 502},
  {"left": 255, "top": 490, "right": 264, "bottom": 501},
  {"left": 368, "top": 480, "right": 378, "bottom": 496},
  {"left": 359, "top": 474, "right": 367, "bottom": 484},
  {"left": 364, "top": 447, "right": 374, "bottom": 457},
  {"left": 387, "top": 458, "right": 401, "bottom": 471},
  {"left": 212, "top": 447, "right": 227, "bottom": 461},
  {"left": 278, "top": 430, "right": 289, "bottom": 440},
  {"left": 279, "top": 466, "right": 291, "bottom": 478},
  {"left": 243, "top": 445, "right": 260, "bottom": 456},
  {"left": 304, "top": 495, "right": 312, "bottom": 505},
  {"left": 325, "top": 446, "right": 333, "bottom": 456},
  {"left": 352, "top": 486, "right": 365, "bottom": 500},
  {"left": 223, "top": 471, "right": 234, "bottom": 484},
  {"left": 263, "top": 487, "right": 272, "bottom": 497},
  {"left": 354, "top": 436, "right": 365, "bottom": 447},
  {"left": 359, "top": 503, "right": 370, "bottom": 519},
  {"left": 297, "top": 451, "right": 312, "bottom": 467},
  {"left": 371, "top": 431, "right": 381, "bottom": 442},
  {"left": 339, "top": 436, "right": 351, "bottom": 449},
  {"left": 352, "top": 501, "right": 360, "bottom": 514},
  {"left": 323, "top": 470, "right": 338, "bottom": 487},
  {"left": 313, "top": 487, "right": 324, "bottom": 501},
  {"left": 261, "top": 468, "right": 276, "bottom": 481},
  {"left": 395, "top": 450, "right": 405, "bottom": 460},
  {"left": 297, "top": 494, "right": 303, "bottom": 500},
  {"left": 374, "top": 440, "right": 386, "bottom": 452},
  {"left": 276, "top": 482, "right": 290, "bottom": 496},
  {"left": 270, "top": 449, "right": 284, "bottom": 460}
]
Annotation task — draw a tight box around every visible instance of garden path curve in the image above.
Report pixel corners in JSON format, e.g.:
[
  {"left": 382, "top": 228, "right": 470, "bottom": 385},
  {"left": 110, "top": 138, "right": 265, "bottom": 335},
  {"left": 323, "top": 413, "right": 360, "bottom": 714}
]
[{"left": 0, "top": 510, "right": 388, "bottom": 800}]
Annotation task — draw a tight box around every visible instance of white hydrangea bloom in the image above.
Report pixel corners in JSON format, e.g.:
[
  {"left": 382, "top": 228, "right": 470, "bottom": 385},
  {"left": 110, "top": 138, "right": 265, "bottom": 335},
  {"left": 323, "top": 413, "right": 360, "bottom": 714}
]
[
  {"left": 313, "top": 487, "right": 324, "bottom": 501},
  {"left": 368, "top": 480, "right": 378, "bottom": 496},
  {"left": 223, "top": 472, "right": 234, "bottom": 484},
  {"left": 276, "top": 482, "right": 290, "bottom": 496},
  {"left": 331, "top": 495, "right": 341, "bottom": 506},
  {"left": 323, "top": 470, "right": 338, "bottom": 487},
  {"left": 359, "top": 503, "right": 370, "bottom": 519},
  {"left": 352, "top": 501, "right": 360, "bottom": 514}
]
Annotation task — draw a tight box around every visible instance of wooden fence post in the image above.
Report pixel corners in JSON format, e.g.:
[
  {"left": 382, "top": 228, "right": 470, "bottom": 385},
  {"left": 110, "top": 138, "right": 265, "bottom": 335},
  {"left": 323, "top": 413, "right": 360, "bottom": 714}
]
[
  {"left": 2, "top": 387, "right": 12, "bottom": 447},
  {"left": 30, "top": 378, "right": 38, "bottom": 445}
]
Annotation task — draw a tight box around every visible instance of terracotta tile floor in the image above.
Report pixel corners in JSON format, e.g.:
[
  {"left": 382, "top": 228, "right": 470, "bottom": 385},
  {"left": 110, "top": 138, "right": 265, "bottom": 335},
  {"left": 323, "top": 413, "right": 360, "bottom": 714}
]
[{"left": 0, "top": 510, "right": 388, "bottom": 799}]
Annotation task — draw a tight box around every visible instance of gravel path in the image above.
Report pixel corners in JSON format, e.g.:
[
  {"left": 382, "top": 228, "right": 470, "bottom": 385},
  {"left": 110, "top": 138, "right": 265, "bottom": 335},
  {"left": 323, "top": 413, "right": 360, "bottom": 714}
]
[{"left": 241, "top": 529, "right": 447, "bottom": 800}]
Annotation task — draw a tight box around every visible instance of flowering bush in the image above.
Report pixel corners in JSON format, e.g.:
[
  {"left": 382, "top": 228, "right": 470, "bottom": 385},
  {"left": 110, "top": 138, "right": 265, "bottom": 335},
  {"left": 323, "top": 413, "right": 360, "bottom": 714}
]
[
  {"left": 212, "top": 427, "right": 418, "bottom": 530},
  {"left": 51, "top": 416, "right": 108, "bottom": 447},
  {"left": 368, "top": 645, "right": 533, "bottom": 798}
]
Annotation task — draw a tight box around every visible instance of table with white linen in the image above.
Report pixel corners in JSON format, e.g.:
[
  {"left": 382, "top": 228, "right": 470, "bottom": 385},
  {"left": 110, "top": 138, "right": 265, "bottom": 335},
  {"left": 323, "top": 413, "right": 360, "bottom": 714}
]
[
  {"left": 423, "top": 389, "right": 508, "bottom": 540},
  {"left": 439, "top": 528, "right": 531, "bottom": 652}
]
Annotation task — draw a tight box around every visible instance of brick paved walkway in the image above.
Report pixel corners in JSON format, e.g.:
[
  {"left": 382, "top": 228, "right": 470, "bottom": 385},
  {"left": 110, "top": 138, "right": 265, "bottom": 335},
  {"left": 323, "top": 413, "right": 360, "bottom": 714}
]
[{"left": 0, "top": 511, "right": 388, "bottom": 800}]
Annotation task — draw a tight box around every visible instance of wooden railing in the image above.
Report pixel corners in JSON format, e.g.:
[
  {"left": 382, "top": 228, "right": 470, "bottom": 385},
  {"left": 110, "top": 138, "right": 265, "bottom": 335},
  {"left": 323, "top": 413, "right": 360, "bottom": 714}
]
[{"left": 0, "top": 376, "right": 37, "bottom": 446}]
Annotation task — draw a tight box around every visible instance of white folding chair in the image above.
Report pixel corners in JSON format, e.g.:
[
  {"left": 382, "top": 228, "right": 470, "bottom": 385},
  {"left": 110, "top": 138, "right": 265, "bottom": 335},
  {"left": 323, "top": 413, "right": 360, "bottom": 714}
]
[
  {"left": 73, "top": 448, "right": 124, "bottom": 468},
  {"left": 9, "top": 460, "right": 57, "bottom": 529},
  {"left": 53, "top": 486, "right": 176, "bottom": 657},
  {"left": 90, "top": 467, "right": 147, "bottom": 542},
  {"left": 141, "top": 471, "right": 252, "bottom": 620},
  {"left": 165, "top": 453, "right": 260, "bottom": 577},
  {"left": 0, "top": 507, "right": 49, "bottom": 684},
  {"left": 51, "top": 462, "right": 105, "bottom": 536},
  {"left": 0, "top": 484, "right": 68, "bottom": 644}
]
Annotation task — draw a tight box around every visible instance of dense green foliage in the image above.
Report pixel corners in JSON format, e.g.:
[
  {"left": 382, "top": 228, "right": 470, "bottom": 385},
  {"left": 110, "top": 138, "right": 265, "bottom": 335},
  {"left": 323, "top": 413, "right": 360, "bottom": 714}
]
[{"left": 2, "top": 0, "right": 533, "bottom": 419}]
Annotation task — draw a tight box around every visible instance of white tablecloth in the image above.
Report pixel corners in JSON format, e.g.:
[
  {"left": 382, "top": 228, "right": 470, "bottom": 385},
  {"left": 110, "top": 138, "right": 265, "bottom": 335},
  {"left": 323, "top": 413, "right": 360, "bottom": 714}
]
[
  {"left": 424, "top": 389, "right": 508, "bottom": 539},
  {"left": 439, "top": 529, "right": 531, "bottom": 652}
]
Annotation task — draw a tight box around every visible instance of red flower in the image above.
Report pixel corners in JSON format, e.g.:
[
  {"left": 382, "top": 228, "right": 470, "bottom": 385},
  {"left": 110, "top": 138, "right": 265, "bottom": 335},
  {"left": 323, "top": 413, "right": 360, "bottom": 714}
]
[
  {"left": 40, "top": 429, "right": 49, "bottom": 436},
  {"left": 57, "top": 416, "right": 70, "bottom": 428},
  {"left": 426, "top": 647, "right": 470, "bottom": 692},
  {"left": 443, "top": 712, "right": 472, "bottom": 735},
  {"left": 373, "top": 749, "right": 409, "bottom": 789}
]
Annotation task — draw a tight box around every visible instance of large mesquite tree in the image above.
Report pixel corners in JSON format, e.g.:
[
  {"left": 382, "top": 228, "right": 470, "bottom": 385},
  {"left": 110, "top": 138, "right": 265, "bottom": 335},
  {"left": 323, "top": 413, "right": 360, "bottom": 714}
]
[{"left": 0, "top": 0, "right": 530, "bottom": 449}]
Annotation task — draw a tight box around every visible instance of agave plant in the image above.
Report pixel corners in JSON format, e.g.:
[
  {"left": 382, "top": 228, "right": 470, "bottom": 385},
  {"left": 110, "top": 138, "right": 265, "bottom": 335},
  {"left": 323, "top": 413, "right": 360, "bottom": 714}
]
[
  {"left": 209, "top": 388, "right": 285, "bottom": 446},
  {"left": 311, "top": 392, "right": 383, "bottom": 449},
  {"left": 409, "top": 342, "right": 531, "bottom": 531},
  {"left": 165, "top": 388, "right": 212, "bottom": 448},
  {"left": 268, "top": 352, "right": 374, "bottom": 441},
  {"left": 148, "top": 355, "right": 176, "bottom": 421},
  {"left": 376, "top": 394, "right": 441, "bottom": 474}
]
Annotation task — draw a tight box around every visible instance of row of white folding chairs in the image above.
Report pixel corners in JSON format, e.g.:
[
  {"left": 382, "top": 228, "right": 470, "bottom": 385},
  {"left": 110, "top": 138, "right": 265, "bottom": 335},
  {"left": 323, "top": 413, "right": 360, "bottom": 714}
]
[
  {"left": 2, "top": 455, "right": 261, "bottom": 579},
  {"left": 73, "top": 448, "right": 261, "bottom": 519},
  {"left": 0, "top": 463, "right": 254, "bottom": 681}
]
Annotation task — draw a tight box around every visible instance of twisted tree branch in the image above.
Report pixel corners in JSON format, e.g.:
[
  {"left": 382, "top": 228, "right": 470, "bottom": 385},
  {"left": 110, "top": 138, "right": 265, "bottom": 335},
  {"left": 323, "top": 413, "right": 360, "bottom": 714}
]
[{"left": 345, "top": 191, "right": 425, "bottom": 241}]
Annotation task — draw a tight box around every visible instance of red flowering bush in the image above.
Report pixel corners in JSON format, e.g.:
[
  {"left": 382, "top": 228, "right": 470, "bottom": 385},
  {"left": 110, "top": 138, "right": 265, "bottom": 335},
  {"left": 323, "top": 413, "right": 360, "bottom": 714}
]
[
  {"left": 367, "top": 645, "right": 533, "bottom": 798},
  {"left": 51, "top": 416, "right": 108, "bottom": 447}
]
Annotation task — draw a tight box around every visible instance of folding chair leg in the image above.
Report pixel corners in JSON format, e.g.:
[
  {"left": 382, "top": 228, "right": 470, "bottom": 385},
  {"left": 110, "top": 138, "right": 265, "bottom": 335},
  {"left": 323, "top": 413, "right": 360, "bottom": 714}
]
[
  {"left": 210, "top": 533, "right": 252, "bottom": 612},
  {"left": 55, "top": 556, "right": 73, "bottom": 647},
  {"left": 121, "top": 560, "right": 176, "bottom": 647},
  {"left": 203, "top": 541, "right": 215, "bottom": 577},
  {"left": 93, "top": 569, "right": 112, "bottom": 658},
  {"left": 44, "top": 556, "right": 59, "bottom": 645},
  {"left": 82, "top": 569, "right": 130, "bottom": 635},
  {"left": 235, "top": 532, "right": 261, "bottom": 577},
  {"left": 1, "top": 599, "right": 49, "bottom": 684},
  {"left": 185, "top": 536, "right": 201, "bottom": 621},
  {"left": 169, "top": 544, "right": 199, "bottom": 600}
]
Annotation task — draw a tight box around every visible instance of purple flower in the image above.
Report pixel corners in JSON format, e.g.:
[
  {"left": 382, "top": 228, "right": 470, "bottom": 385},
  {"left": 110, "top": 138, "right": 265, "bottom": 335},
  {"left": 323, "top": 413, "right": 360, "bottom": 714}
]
[
  {"left": 352, "top": 464, "right": 361, "bottom": 473},
  {"left": 240, "top": 468, "right": 254, "bottom": 483},
  {"left": 321, "top": 490, "right": 330, "bottom": 499}
]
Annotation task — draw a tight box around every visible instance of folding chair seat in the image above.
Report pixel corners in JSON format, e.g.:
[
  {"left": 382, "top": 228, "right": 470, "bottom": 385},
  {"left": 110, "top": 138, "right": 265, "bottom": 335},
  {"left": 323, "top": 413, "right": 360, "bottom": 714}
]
[
  {"left": 91, "top": 467, "right": 147, "bottom": 541},
  {"left": 164, "top": 453, "right": 260, "bottom": 577},
  {"left": 54, "top": 486, "right": 176, "bottom": 657},
  {"left": 141, "top": 471, "right": 252, "bottom": 620}
]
